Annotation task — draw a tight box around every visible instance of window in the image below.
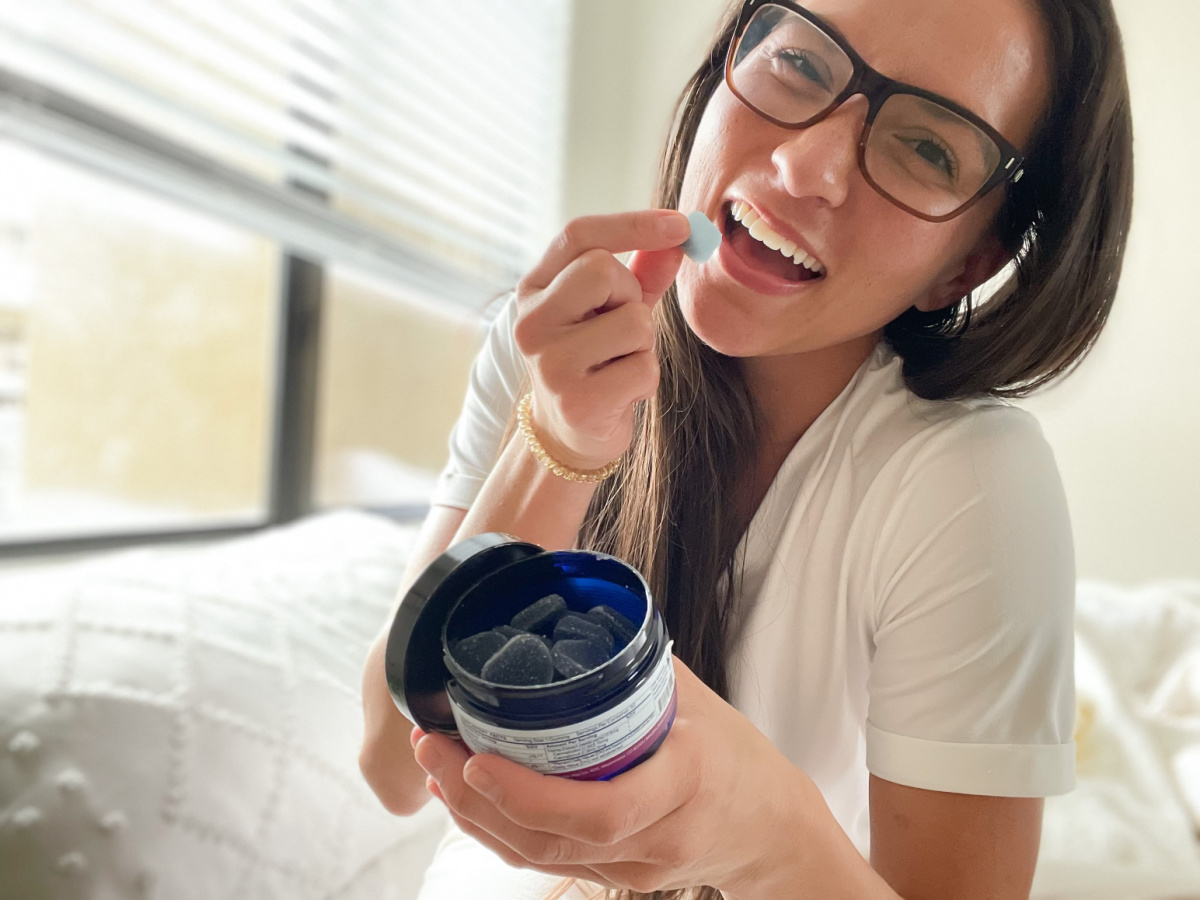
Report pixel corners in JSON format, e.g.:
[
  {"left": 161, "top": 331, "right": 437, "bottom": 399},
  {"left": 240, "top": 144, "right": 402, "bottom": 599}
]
[
  {"left": 0, "top": 1, "right": 569, "bottom": 551},
  {"left": 0, "top": 141, "right": 279, "bottom": 541}
]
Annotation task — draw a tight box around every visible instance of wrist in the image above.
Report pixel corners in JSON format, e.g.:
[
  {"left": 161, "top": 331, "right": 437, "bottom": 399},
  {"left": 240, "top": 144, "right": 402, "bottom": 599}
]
[
  {"left": 517, "top": 392, "right": 622, "bottom": 480},
  {"left": 720, "top": 765, "right": 896, "bottom": 900},
  {"left": 719, "top": 765, "right": 813, "bottom": 900}
]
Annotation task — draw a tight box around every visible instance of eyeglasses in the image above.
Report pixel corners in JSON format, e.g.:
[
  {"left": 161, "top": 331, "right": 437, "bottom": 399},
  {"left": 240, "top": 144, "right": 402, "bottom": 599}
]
[{"left": 725, "top": 0, "right": 1026, "bottom": 222}]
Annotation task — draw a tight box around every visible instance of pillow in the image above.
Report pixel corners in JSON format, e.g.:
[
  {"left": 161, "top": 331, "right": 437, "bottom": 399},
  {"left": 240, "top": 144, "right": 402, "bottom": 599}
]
[{"left": 0, "top": 510, "right": 451, "bottom": 900}]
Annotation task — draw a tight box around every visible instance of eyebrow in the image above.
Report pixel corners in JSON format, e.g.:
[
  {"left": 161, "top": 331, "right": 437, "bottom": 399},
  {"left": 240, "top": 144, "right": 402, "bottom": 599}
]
[
  {"left": 805, "top": 6, "right": 855, "bottom": 48},
  {"left": 801, "top": 2, "right": 1005, "bottom": 151}
]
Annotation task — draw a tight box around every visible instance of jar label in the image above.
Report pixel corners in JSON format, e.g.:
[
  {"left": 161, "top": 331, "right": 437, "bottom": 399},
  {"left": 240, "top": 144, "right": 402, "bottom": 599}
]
[{"left": 451, "top": 641, "right": 677, "bottom": 780}]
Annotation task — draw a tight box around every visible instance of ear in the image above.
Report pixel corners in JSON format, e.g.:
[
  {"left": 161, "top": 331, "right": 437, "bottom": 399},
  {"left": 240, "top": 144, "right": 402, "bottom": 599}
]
[{"left": 916, "top": 232, "right": 1012, "bottom": 312}]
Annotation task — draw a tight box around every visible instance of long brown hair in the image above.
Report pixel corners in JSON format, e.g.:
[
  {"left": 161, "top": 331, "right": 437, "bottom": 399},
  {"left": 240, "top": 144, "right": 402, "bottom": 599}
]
[{"left": 547, "top": 1, "right": 1133, "bottom": 898}]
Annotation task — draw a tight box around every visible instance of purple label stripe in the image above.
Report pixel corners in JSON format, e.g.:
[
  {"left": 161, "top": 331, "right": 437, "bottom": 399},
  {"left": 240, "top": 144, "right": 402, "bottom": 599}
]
[{"left": 556, "top": 687, "right": 679, "bottom": 781}]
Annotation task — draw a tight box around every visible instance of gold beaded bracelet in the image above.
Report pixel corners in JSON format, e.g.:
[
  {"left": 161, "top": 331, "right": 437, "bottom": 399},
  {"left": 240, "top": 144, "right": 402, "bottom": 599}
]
[{"left": 516, "top": 392, "right": 622, "bottom": 483}]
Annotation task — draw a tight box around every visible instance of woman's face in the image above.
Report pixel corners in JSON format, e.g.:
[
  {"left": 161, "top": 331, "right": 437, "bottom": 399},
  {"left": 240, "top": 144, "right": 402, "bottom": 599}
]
[{"left": 675, "top": 0, "right": 1050, "bottom": 360}]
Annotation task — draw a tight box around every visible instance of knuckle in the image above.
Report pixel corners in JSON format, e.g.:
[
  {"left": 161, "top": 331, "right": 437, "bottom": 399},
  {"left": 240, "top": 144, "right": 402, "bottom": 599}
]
[
  {"left": 576, "top": 247, "right": 614, "bottom": 281},
  {"left": 662, "top": 840, "right": 694, "bottom": 871},
  {"left": 513, "top": 311, "right": 543, "bottom": 358},
  {"left": 627, "top": 302, "right": 655, "bottom": 342},
  {"left": 526, "top": 834, "right": 568, "bottom": 867},
  {"left": 626, "top": 869, "right": 663, "bottom": 894},
  {"left": 594, "top": 806, "right": 635, "bottom": 846},
  {"left": 638, "top": 352, "right": 660, "bottom": 386},
  {"left": 558, "top": 217, "right": 597, "bottom": 260},
  {"left": 515, "top": 272, "right": 538, "bottom": 298}
]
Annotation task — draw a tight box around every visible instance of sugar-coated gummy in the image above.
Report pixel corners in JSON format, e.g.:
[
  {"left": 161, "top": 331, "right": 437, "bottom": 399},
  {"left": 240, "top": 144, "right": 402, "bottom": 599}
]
[
  {"left": 452, "top": 631, "right": 508, "bottom": 677},
  {"left": 492, "top": 625, "right": 525, "bottom": 640},
  {"left": 552, "top": 638, "right": 612, "bottom": 679},
  {"left": 586, "top": 605, "right": 638, "bottom": 645},
  {"left": 511, "top": 594, "right": 567, "bottom": 632},
  {"left": 553, "top": 613, "right": 615, "bottom": 657},
  {"left": 480, "top": 633, "right": 554, "bottom": 686}
]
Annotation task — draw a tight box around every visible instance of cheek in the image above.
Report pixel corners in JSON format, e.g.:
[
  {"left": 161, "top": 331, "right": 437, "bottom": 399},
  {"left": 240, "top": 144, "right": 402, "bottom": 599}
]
[
  {"left": 678, "top": 88, "right": 748, "bottom": 213},
  {"left": 844, "top": 207, "right": 969, "bottom": 306}
]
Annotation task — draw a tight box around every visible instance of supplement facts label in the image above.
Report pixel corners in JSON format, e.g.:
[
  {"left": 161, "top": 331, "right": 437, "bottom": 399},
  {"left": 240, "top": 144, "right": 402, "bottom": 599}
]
[{"left": 452, "top": 643, "right": 676, "bottom": 777}]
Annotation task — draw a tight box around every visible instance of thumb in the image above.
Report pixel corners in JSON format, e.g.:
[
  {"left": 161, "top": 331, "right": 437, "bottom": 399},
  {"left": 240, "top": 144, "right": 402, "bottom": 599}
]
[{"left": 627, "top": 246, "right": 686, "bottom": 307}]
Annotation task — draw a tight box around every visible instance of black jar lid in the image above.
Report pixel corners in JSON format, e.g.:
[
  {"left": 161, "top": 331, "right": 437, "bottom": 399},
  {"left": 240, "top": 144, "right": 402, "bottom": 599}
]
[{"left": 384, "top": 532, "right": 544, "bottom": 734}]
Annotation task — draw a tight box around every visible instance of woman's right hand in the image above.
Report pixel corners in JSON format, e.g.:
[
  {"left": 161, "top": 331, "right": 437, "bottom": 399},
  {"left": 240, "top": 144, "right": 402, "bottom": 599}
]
[{"left": 512, "top": 209, "right": 691, "bottom": 471}]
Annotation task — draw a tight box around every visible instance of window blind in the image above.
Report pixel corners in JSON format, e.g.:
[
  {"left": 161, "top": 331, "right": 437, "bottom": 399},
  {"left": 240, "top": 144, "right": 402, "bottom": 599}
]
[{"left": 0, "top": 0, "right": 569, "bottom": 306}]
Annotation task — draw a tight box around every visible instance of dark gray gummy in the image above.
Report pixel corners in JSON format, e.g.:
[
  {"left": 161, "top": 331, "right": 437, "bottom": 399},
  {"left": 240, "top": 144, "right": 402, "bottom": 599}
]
[
  {"left": 552, "top": 638, "right": 611, "bottom": 679},
  {"left": 586, "top": 605, "right": 638, "bottom": 645},
  {"left": 451, "top": 631, "right": 508, "bottom": 677},
  {"left": 553, "top": 613, "right": 614, "bottom": 657},
  {"left": 480, "top": 634, "right": 554, "bottom": 686},
  {"left": 511, "top": 593, "right": 567, "bottom": 632},
  {"left": 492, "top": 625, "right": 525, "bottom": 640}
]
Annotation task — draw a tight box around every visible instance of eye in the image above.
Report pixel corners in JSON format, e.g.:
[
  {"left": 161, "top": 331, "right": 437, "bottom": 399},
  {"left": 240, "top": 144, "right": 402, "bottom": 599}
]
[
  {"left": 776, "top": 48, "right": 833, "bottom": 91},
  {"left": 904, "top": 135, "right": 958, "bottom": 179}
]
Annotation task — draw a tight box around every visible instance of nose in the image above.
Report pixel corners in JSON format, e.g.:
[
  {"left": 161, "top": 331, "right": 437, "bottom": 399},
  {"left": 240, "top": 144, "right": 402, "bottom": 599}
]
[{"left": 770, "top": 94, "right": 868, "bottom": 210}]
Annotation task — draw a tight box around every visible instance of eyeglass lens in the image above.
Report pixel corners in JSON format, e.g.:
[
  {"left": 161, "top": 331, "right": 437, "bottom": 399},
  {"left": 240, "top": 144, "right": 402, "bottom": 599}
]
[{"left": 730, "top": 4, "right": 1003, "bottom": 218}]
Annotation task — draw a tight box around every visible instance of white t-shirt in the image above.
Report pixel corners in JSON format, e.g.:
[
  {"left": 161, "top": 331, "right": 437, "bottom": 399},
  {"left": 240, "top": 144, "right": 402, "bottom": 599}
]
[{"left": 418, "top": 292, "right": 1076, "bottom": 894}]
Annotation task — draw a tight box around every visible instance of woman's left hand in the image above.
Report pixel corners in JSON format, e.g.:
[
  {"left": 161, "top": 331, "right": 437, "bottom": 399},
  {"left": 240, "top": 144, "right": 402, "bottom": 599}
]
[{"left": 411, "top": 655, "right": 809, "bottom": 896}]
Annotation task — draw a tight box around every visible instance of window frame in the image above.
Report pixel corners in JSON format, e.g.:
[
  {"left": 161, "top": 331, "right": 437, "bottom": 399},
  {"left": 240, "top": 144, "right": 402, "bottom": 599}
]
[{"left": 0, "top": 67, "right": 461, "bottom": 558}]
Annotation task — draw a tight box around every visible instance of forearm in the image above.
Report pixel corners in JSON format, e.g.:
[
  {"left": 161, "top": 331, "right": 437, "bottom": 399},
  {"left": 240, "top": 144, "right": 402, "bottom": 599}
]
[
  {"left": 722, "top": 771, "right": 901, "bottom": 900},
  {"left": 452, "top": 430, "right": 599, "bottom": 552}
]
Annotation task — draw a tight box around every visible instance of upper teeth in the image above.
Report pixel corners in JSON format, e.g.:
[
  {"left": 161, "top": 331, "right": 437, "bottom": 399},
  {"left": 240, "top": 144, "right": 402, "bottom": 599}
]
[{"left": 730, "top": 200, "right": 825, "bottom": 275}]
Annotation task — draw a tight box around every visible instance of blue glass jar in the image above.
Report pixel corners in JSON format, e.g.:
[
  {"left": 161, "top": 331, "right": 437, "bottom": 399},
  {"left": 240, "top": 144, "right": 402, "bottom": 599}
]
[{"left": 386, "top": 533, "right": 676, "bottom": 781}]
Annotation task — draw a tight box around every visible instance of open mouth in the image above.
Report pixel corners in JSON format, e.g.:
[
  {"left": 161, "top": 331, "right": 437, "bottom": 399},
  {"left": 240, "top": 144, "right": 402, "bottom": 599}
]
[{"left": 722, "top": 201, "right": 826, "bottom": 284}]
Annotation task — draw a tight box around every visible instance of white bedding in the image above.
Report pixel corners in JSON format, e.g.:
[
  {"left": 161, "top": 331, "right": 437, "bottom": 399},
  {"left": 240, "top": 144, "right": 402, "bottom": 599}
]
[
  {"left": 1031, "top": 580, "right": 1200, "bottom": 898},
  {"left": 1, "top": 513, "right": 1198, "bottom": 899}
]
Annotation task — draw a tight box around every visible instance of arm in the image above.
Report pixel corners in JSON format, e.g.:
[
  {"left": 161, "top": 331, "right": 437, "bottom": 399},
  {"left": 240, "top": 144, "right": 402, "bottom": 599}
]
[
  {"left": 358, "top": 209, "right": 691, "bottom": 816},
  {"left": 358, "top": 445, "right": 602, "bottom": 816},
  {"left": 869, "top": 775, "right": 1043, "bottom": 899},
  {"left": 727, "top": 773, "right": 1043, "bottom": 900},
  {"left": 358, "top": 503, "right": 467, "bottom": 816}
]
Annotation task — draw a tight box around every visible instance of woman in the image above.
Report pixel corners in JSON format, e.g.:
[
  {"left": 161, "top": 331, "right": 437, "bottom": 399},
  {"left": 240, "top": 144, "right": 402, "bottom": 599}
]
[{"left": 359, "top": 0, "right": 1133, "bottom": 897}]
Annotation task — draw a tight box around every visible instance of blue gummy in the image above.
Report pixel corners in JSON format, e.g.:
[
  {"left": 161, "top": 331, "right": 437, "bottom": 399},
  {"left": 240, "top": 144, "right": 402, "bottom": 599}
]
[
  {"left": 511, "top": 594, "right": 567, "bottom": 633},
  {"left": 481, "top": 633, "right": 554, "bottom": 686},
  {"left": 552, "top": 639, "right": 611, "bottom": 679},
  {"left": 679, "top": 211, "right": 721, "bottom": 262},
  {"left": 553, "top": 613, "right": 615, "bottom": 657},
  {"left": 586, "top": 605, "right": 638, "bottom": 645},
  {"left": 452, "top": 631, "right": 508, "bottom": 677}
]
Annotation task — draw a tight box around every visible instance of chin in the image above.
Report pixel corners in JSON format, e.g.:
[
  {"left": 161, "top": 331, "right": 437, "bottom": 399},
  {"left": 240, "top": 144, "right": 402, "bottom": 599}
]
[{"left": 676, "top": 281, "right": 769, "bottom": 358}]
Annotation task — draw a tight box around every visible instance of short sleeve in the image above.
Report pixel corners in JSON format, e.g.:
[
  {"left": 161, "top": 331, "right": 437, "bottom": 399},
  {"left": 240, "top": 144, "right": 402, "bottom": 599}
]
[
  {"left": 865, "top": 405, "right": 1076, "bottom": 798},
  {"left": 429, "top": 292, "right": 527, "bottom": 510}
]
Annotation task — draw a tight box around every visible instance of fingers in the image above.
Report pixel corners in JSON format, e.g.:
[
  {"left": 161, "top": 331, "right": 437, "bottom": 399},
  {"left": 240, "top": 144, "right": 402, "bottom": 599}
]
[
  {"left": 415, "top": 734, "right": 610, "bottom": 874},
  {"left": 536, "top": 247, "right": 647, "bottom": 328},
  {"left": 552, "top": 300, "right": 656, "bottom": 376},
  {"left": 520, "top": 210, "right": 691, "bottom": 295},
  {"left": 627, "top": 246, "right": 687, "bottom": 305},
  {"left": 457, "top": 717, "right": 698, "bottom": 849}
]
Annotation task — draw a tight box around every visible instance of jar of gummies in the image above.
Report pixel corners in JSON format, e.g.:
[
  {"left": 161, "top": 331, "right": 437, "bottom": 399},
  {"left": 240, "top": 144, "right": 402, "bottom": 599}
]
[{"left": 385, "top": 533, "right": 677, "bottom": 781}]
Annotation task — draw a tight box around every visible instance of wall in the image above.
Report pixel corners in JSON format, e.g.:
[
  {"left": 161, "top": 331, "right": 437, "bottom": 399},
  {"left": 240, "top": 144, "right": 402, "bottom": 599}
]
[{"left": 560, "top": 0, "right": 1200, "bottom": 583}]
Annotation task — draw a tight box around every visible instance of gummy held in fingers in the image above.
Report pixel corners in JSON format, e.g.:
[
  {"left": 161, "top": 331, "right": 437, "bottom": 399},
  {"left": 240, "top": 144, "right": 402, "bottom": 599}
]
[{"left": 679, "top": 211, "right": 721, "bottom": 262}]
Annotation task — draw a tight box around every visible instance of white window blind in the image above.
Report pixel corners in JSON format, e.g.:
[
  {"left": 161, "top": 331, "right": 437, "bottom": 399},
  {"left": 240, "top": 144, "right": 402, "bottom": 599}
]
[{"left": 0, "top": 0, "right": 569, "bottom": 305}]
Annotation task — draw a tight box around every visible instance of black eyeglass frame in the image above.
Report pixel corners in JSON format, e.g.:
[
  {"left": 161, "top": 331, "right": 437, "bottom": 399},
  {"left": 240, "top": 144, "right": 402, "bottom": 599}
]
[{"left": 725, "top": 0, "right": 1027, "bottom": 222}]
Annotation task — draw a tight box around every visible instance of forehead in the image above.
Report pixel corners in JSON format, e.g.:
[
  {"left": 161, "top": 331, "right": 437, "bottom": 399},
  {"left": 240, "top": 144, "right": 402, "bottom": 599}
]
[{"left": 802, "top": 0, "right": 1050, "bottom": 148}]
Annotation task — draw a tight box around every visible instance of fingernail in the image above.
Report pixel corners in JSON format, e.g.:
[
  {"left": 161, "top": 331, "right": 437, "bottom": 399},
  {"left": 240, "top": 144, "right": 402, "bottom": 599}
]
[
  {"left": 658, "top": 211, "right": 691, "bottom": 241},
  {"left": 410, "top": 726, "right": 425, "bottom": 750},
  {"left": 464, "top": 764, "right": 500, "bottom": 802}
]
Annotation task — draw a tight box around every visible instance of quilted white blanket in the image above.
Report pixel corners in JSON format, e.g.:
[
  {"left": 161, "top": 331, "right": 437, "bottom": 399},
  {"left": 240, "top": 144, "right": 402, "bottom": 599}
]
[{"left": 1, "top": 513, "right": 1198, "bottom": 899}]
